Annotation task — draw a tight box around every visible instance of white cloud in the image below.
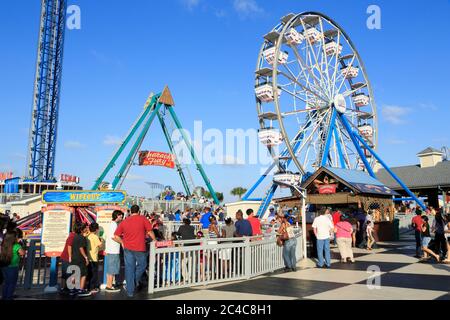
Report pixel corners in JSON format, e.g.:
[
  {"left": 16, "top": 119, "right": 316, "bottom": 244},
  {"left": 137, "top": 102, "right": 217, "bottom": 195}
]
[
  {"left": 233, "top": 0, "right": 263, "bottom": 17},
  {"left": 181, "top": 0, "right": 200, "bottom": 10},
  {"left": 381, "top": 105, "right": 411, "bottom": 125},
  {"left": 418, "top": 103, "right": 438, "bottom": 111},
  {"left": 103, "top": 135, "right": 122, "bottom": 146},
  {"left": 10, "top": 153, "right": 26, "bottom": 159},
  {"left": 125, "top": 174, "right": 144, "bottom": 181},
  {"left": 64, "top": 140, "right": 85, "bottom": 149},
  {"left": 215, "top": 9, "right": 227, "bottom": 18}
]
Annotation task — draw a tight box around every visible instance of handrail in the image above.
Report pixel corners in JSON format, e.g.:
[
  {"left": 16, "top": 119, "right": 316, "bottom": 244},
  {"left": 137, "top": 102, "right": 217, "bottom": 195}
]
[{"left": 148, "top": 232, "right": 302, "bottom": 294}]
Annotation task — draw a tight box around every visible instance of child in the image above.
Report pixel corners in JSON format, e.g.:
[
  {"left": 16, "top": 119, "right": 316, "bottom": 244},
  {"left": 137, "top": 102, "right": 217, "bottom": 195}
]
[
  {"left": 86, "top": 223, "right": 104, "bottom": 293},
  {"left": 164, "top": 232, "right": 180, "bottom": 284},
  {"left": 70, "top": 223, "right": 91, "bottom": 297},
  {"left": 421, "top": 216, "right": 440, "bottom": 262},
  {"left": 0, "top": 231, "right": 25, "bottom": 300}
]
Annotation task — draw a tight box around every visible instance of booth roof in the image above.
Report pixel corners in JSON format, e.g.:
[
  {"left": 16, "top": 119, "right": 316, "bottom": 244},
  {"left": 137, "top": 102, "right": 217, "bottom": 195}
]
[
  {"left": 302, "top": 166, "right": 398, "bottom": 196},
  {"left": 324, "top": 167, "right": 385, "bottom": 186}
]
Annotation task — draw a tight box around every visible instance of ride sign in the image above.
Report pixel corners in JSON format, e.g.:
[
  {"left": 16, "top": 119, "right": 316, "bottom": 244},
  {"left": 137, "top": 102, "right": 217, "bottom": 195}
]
[
  {"left": 42, "top": 190, "right": 127, "bottom": 205},
  {"left": 138, "top": 151, "right": 175, "bottom": 169},
  {"left": 41, "top": 205, "right": 73, "bottom": 257}
]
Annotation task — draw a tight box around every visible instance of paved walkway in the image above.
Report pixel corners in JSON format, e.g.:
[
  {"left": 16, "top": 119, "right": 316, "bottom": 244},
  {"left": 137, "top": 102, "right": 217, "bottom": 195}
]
[{"left": 16, "top": 239, "right": 450, "bottom": 300}]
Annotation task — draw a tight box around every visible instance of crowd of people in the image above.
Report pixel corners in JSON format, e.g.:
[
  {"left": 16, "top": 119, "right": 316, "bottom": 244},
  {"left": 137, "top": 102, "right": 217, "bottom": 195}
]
[
  {"left": 3, "top": 201, "right": 447, "bottom": 300},
  {"left": 57, "top": 204, "right": 288, "bottom": 298},
  {"left": 411, "top": 208, "right": 450, "bottom": 263},
  {"left": 311, "top": 203, "right": 382, "bottom": 268}
]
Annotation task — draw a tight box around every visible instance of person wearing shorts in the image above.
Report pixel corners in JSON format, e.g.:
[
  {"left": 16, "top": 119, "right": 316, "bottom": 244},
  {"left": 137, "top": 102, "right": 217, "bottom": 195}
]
[
  {"left": 70, "top": 223, "right": 91, "bottom": 297},
  {"left": 421, "top": 216, "right": 439, "bottom": 262},
  {"left": 105, "top": 210, "right": 124, "bottom": 292}
]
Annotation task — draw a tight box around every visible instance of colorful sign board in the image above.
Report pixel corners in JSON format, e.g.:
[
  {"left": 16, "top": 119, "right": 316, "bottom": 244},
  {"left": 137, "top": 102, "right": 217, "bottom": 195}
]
[
  {"left": 0, "top": 172, "right": 13, "bottom": 181},
  {"left": 318, "top": 184, "right": 338, "bottom": 194},
  {"left": 138, "top": 151, "right": 175, "bottom": 169},
  {"left": 60, "top": 174, "right": 80, "bottom": 184},
  {"left": 42, "top": 190, "right": 127, "bottom": 205},
  {"left": 41, "top": 205, "right": 73, "bottom": 257}
]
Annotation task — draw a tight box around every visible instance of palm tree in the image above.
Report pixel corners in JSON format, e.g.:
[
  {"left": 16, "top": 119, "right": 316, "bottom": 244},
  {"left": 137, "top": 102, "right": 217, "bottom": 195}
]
[
  {"left": 230, "top": 187, "right": 247, "bottom": 200},
  {"left": 204, "top": 191, "right": 224, "bottom": 203}
]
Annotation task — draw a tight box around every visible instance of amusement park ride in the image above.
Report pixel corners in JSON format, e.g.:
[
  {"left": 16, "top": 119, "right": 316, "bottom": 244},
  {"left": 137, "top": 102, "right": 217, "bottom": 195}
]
[
  {"left": 15, "top": 0, "right": 219, "bottom": 205},
  {"left": 243, "top": 12, "right": 426, "bottom": 216},
  {"left": 11, "top": 2, "right": 425, "bottom": 223},
  {"left": 26, "top": 0, "right": 66, "bottom": 182},
  {"left": 91, "top": 86, "right": 220, "bottom": 205}
]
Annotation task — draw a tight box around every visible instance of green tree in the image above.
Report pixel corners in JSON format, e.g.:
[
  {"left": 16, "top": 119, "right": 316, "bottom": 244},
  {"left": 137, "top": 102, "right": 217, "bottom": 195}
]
[
  {"left": 230, "top": 187, "right": 247, "bottom": 200},
  {"left": 204, "top": 191, "right": 224, "bottom": 203}
]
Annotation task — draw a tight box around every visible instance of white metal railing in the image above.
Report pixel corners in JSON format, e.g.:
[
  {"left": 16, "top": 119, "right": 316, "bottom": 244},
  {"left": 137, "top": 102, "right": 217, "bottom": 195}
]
[
  {"left": 141, "top": 200, "right": 209, "bottom": 213},
  {"left": 148, "top": 232, "right": 302, "bottom": 294}
]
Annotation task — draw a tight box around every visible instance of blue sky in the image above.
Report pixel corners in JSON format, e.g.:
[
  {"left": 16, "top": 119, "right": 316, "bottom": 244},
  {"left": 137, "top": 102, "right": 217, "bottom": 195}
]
[{"left": 1, "top": 0, "right": 449, "bottom": 202}]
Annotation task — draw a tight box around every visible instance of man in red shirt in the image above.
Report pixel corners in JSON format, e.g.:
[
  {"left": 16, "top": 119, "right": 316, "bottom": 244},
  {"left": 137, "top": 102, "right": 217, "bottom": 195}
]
[
  {"left": 411, "top": 210, "right": 424, "bottom": 258},
  {"left": 332, "top": 210, "right": 342, "bottom": 245},
  {"left": 246, "top": 209, "right": 262, "bottom": 236},
  {"left": 114, "top": 205, "right": 155, "bottom": 298}
]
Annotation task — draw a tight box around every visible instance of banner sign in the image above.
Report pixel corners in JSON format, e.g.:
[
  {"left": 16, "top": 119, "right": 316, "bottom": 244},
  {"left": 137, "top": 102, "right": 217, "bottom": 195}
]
[
  {"left": 318, "top": 184, "right": 338, "bottom": 194},
  {"left": 0, "top": 172, "right": 13, "bottom": 181},
  {"left": 41, "top": 205, "right": 73, "bottom": 257},
  {"left": 60, "top": 174, "right": 80, "bottom": 184},
  {"left": 138, "top": 151, "right": 175, "bottom": 169},
  {"left": 42, "top": 190, "right": 127, "bottom": 205},
  {"left": 155, "top": 240, "right": 174, "bottom": 248}
]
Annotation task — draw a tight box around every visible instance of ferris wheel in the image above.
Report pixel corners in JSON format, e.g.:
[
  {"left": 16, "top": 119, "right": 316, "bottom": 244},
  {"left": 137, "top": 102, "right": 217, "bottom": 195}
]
[
  {"left": 244, "top": 12, "right": 426, "bottom": 216},
  {"left": 255, "top": 12, "right": 377, "bottom": 175}
]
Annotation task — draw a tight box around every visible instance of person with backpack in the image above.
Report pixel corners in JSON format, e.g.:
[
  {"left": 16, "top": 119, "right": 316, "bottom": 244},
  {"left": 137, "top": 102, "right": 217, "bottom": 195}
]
[{"left": 0, "top": 230, "right": 25, "bottom": 300}]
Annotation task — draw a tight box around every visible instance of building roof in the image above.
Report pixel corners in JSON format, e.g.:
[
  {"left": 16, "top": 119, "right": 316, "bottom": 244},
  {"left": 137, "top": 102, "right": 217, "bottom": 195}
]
[
  {"left": 376, "top": 160, "right": 450, "bottom": 189},
  {"left": 417, "top": 147, "right": 443, "bottom": 156},
  {"left": 325, "top": 167, "right": 385, "bottom": 186},
  {"left": 302, "top": 166, "right": 398, "bottom": 196}
]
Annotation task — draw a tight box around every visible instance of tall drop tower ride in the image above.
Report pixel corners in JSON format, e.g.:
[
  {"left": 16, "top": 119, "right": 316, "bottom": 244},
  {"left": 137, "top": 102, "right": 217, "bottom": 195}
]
[{"left": 26, "top": 0, "right": 67, "bottom": 181}]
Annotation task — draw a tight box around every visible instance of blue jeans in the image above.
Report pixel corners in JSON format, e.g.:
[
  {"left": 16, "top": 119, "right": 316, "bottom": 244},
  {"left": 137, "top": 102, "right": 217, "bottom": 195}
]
[
  {"left": 316, "top": 239, "right": 331, "bottom": 267},
  {"left": 123, "top": 249, "right": 148, "bottom": 297},
  {"left": 2, "top": 267, "right": 19, "bottom": 300},
  {"left": 414, "top": 230, "right": 422, "bottom": 256},
  {"left": 283, "top": 238, "right": 297, "bottom": 269}
]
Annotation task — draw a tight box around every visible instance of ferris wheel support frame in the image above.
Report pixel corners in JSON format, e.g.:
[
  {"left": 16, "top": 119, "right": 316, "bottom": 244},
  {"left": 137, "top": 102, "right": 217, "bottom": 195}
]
[
  {"left": 337, "top": 112, "right": 426, "bottom": 210},
  {"left": 320, "top": 108, "right": 338, "bottom": 167}
]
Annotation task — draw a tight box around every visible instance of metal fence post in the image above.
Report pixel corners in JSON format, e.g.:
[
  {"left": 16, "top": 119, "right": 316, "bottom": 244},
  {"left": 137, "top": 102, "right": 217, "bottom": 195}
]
[
  {"left": 23, "top": 240, "right": 37, "bottom": 290},
  {"left": 244, "top": 237, "right": 251, "bottom": 279},
  {"left": 148, "top": 241, "right": 156, "bottom": 294}
]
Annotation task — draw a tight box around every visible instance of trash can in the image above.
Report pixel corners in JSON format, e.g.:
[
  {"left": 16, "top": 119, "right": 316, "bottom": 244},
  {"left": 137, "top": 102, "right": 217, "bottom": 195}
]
[{"left": 393, "top": 218, "right": 400, "bottom": 241}]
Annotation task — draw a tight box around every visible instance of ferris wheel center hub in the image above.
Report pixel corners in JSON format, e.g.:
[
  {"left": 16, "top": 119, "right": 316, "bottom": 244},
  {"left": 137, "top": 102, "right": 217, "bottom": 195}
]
[{"left": 333, "top": 94, "right": 347, "bottom": 114}]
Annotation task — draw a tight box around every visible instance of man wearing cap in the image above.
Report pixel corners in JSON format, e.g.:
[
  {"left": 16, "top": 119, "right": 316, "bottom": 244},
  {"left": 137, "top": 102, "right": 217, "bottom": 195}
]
[{"left": 267, "top": 207, "right": 277, "bottom": 223}]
